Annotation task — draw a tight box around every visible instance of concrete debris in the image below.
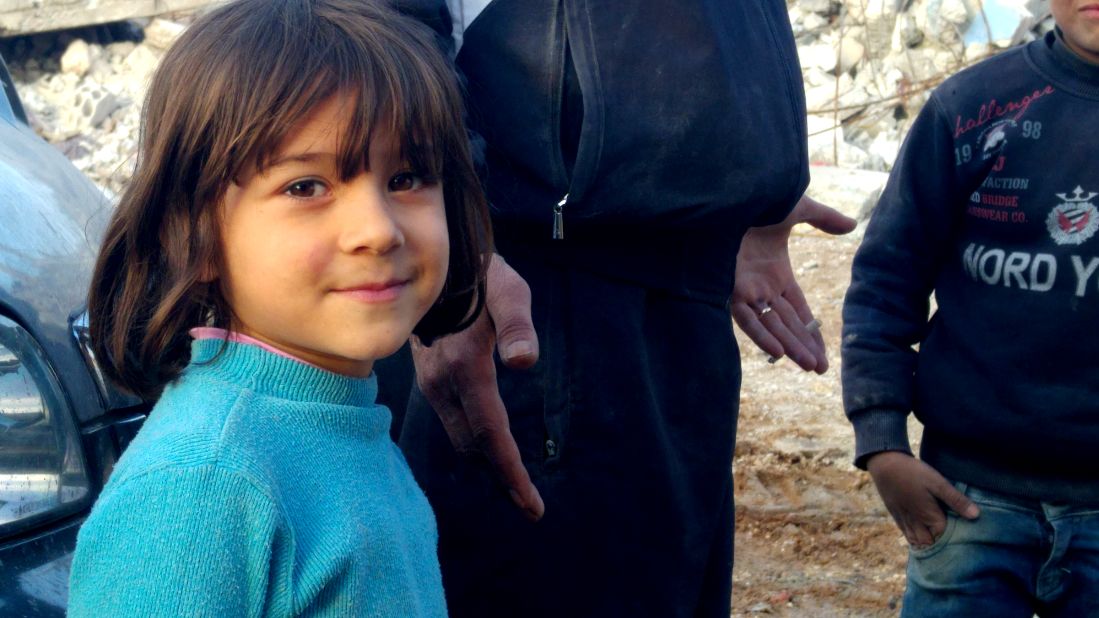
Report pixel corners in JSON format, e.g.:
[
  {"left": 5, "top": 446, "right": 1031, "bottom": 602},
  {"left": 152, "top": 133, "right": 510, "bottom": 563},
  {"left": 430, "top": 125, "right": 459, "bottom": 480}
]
[
  {"left": 143, "top": 18, "right": 186, "bottom": 50},
  {"left": 59, "top": 39, "right": 91, "bottom": 77},
  {"left": 807, "top": 166, "right": 891, "bottom": 223},
  {"left": 0, "top": 1, "right": 1055, "bottom": 201},
  {"left": 58, "top": 83, "right": 123, "bottom": 138},
  {"left": 122, "top": 44, "right": 160, "bottom": 84},
  {"left": 836, "top": 36, "right": 865, "bottom": 74}
]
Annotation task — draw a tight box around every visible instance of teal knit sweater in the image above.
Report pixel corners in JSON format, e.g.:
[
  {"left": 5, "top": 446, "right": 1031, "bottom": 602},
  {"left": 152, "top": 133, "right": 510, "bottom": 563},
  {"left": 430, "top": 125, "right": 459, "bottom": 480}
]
[{"left": 68, "top": 339, "right": 447, "bottom": 617}]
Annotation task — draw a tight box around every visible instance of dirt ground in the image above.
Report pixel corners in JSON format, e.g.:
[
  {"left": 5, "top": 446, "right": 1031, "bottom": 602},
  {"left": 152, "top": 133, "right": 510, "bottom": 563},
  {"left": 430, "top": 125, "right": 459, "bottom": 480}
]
[{"left": 730, "top": 226, "right": 922, "bottom": 617}]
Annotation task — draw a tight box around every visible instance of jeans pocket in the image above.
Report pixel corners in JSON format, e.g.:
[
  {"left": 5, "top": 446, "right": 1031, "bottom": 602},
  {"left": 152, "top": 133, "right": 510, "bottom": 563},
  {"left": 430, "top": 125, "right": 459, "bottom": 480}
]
[
  {"left": 908, "top": 512, "right": 959, "bottom": 559},
  {"left": 908, "top": 480, "right": 969, "bottom": 559}
]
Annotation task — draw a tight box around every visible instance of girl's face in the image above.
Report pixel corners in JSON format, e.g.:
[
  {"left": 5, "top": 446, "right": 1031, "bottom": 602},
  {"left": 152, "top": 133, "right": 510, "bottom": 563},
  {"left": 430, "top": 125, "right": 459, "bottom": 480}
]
[
  {"left": 218, "top": 94, "right": 449, "bottom": 377},
  {"left": 1053, "top": 0, "right": 1099, "bottom": 64}
]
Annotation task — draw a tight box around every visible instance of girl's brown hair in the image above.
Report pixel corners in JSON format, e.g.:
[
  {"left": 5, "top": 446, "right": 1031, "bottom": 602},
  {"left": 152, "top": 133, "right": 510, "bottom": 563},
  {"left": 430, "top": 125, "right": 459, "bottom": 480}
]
[{"left": 88, "top": 0, "right": 491, "bottom": 399}]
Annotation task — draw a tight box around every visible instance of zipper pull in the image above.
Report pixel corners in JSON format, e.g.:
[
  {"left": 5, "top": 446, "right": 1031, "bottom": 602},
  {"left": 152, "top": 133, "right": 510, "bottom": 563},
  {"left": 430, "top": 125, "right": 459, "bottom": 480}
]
[{"left": 553, "top": 193, "right": 568, "bottom": 240}]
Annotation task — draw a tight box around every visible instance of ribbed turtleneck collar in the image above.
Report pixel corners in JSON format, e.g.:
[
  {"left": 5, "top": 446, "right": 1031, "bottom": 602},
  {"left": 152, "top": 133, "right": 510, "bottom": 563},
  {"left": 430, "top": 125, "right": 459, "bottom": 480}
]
[
  {"left": 1028, "top": 29, "right": 1099, "bottom": 100},
  {"left": 186, "top": 338, "right": 379, "bottom": 409}
]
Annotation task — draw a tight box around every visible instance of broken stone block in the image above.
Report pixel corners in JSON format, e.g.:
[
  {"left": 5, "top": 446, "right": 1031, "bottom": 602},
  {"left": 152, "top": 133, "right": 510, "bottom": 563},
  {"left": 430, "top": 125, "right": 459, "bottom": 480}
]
[
  {"left": 837, "top": 36, "right": 866, "bottom": 74},
  {"left": 60, "top": 39, "right": 92, "bottom": 78},
  {"left": 144, "top": 19, "right": 187, "bottom": 50},
  {"left": 893, "top": 13, "right": 925, "bottom": 50},
  {"left": 123, "top": 45, "right": 161, "bottom": 85},
  {"left": 798, "top": 42, "right": 838, "bottom": 74},
  {"left": 807, "top": 165, "right": 891, "bottom": 222},
  {"left": 54, "top": 83, "right": 124, "bottom": 139}
]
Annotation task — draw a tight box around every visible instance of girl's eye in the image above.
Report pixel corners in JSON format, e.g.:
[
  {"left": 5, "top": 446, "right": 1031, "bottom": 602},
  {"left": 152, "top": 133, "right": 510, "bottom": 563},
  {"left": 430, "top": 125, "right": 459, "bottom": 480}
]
[
  {"left": 285, "top": 179, "right": 329, "bottom": 199},
  {"left": 388, "top": 171, "right": 425, "bottom": 192}
]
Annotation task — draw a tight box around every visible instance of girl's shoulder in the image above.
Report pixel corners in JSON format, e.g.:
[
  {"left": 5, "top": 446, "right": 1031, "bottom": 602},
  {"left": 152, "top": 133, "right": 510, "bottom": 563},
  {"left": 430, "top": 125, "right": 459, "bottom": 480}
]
[
  {"left": 110, "top": 372, "right": 250, "bottom": 475},
  {"left": 104, "top": 366, "right": 294, "bottom": 506}
]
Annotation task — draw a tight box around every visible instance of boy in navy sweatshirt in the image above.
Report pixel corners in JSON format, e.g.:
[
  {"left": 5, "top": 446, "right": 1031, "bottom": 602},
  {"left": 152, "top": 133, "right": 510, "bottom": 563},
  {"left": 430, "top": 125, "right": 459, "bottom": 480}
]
[{"left": 842, "top": 0, "right": 1099, "bottom": 614}]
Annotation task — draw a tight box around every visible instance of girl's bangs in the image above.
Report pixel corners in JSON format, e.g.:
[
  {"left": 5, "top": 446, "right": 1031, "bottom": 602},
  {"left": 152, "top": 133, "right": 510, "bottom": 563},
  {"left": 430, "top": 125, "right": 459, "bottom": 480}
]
[{"left": 241, "top": 26, "right": 455, "bottom": 182}]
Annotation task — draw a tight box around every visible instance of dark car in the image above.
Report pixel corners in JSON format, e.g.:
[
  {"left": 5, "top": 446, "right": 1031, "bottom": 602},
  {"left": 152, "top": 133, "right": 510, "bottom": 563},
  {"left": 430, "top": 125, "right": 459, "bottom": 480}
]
[{"left": 0, "top": 53, "right": 148, "bottom": 616}]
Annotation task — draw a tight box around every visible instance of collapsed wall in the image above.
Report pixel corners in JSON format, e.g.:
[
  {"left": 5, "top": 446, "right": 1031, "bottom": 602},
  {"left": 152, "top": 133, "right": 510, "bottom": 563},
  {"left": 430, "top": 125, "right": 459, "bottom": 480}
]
[
  {"left": 795, "top": 0, "right": 1052, "bottom": 172},
  {"left": 0, "top": 1, "right": 1055, "bottom": 202}
]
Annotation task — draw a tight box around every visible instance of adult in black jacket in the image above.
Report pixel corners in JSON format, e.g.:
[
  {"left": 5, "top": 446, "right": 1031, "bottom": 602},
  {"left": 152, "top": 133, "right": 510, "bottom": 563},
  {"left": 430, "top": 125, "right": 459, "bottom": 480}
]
[{"left": 393, "top": 1, "right": 856, "bottom": 615}]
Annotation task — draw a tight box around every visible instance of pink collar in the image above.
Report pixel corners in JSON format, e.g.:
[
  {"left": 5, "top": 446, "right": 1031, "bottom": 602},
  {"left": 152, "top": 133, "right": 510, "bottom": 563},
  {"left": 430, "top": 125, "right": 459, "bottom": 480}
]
[{"left": 188, "top": 327, "right": 326, "bottom": 370}]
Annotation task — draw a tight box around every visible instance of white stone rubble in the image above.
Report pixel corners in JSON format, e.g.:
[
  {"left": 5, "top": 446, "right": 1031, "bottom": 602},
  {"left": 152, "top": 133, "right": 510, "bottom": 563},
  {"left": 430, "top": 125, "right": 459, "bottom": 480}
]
[{"left": 0, "top": 5, "right": 1054, "bottom": 217}]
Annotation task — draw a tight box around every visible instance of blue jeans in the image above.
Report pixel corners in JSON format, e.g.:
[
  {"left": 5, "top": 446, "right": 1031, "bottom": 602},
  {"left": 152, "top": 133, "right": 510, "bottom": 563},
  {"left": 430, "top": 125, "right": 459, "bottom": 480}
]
[{"left": 903, "top": 481, "right": 1099, "bottom": 617}]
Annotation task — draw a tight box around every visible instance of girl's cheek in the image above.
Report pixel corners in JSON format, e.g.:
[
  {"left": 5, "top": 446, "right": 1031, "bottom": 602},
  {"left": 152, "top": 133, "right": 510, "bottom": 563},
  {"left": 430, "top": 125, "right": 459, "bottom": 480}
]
[{"left": 303, "top": 242, "right": 335, "bottom": 276}]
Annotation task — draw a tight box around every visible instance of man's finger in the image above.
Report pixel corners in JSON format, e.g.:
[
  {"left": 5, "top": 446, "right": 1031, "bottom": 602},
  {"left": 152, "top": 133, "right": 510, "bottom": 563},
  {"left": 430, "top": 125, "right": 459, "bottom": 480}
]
[
  {"left": 425, "top": 387, "right": 475, "bottom": 453},
  {"left": 486, "top": 256, "right": 539, "bottom": 369},
  {"left": 798, "top": 196, "right": 858, "bottom": 236},
  {"left": 459, "top": 386, "right": 545, "bottom": 522},
  {"left": 761, "top": 299, "right": 818, "bottom": 371},
  {"left": 410, "top": 339, "right": 476, "bottom": 452},
  {"left": 731, "top": 302, "right": 784, "bottom": 359},
  {"left": 781, "top": 286, "right": 827, "bottom": 372}
]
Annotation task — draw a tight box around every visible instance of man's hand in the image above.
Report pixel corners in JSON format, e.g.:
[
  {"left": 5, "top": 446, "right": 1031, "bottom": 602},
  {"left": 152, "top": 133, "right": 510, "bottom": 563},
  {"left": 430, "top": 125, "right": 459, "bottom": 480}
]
[
  {"left": 867, "top": 451, "right": 980, "bottom": 548},
  {"left": 730, "top": 195, "right": 857, "bottom": 373},
  {"left": 410, "top": 255, "right": 546, "bottom": 521}
]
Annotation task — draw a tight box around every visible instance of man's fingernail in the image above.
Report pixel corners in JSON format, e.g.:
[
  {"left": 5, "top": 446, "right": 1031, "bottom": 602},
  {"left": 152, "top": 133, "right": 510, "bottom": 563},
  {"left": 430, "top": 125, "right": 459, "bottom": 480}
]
[
  {"left": 509, "top": 489, "right": 523, "bottom": 505},
  {"left": 964, "top": 505, "right": 980, "bottom": 518},
  {"left": 503, "top": 341, "right": 534, "bottom": 361}
]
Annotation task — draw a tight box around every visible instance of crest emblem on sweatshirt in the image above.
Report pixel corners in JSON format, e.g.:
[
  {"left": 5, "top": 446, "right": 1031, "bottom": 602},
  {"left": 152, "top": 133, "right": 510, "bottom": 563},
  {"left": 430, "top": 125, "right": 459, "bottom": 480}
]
[
  {"left": 978, "top": 120, "right": 1014, "bottom": 159},
  {"left": 1047, "top": 186, "right": 1099, "bottom": 245}
]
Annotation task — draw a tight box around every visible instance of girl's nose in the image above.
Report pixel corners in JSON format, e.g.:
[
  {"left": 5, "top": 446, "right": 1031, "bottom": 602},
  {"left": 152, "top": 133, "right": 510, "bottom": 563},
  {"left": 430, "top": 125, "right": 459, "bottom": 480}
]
[{"left": 338, "top": 180, "right": 404, "bottom": 255}]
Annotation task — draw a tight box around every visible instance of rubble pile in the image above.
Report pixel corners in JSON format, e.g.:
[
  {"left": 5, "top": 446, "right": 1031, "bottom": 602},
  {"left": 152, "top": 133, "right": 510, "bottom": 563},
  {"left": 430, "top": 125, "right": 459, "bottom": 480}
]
[
  {"left": 0, "top": 2, "right": 1054, "bottom": 203},
  {"left": 794, "top": 0, "right": 1052, "bottom": 172},
  {"left": 1, "top": 17, "right": 188, "bottom": 197}
]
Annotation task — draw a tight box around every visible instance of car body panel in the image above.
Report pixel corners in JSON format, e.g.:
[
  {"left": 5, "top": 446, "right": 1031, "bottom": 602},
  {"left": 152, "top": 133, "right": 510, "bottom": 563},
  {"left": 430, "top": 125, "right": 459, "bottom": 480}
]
[
  {"left": 0, "top": 51, "right": 147, "bottom": 615},
  {"left": 0, "top": 518, "right": 80, "bottom": 617},
  {"left": 0, "top": 106, "right": 113, "bottom": 426}
]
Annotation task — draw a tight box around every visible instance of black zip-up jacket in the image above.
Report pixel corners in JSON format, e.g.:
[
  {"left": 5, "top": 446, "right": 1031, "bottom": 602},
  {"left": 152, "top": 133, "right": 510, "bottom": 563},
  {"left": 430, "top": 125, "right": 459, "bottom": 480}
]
[
  {"left": 399, "top": 0, "right": 810, "bottom": 304},
  {"left": 842, "top": 32, "right": 1099, "bottom": 503}
]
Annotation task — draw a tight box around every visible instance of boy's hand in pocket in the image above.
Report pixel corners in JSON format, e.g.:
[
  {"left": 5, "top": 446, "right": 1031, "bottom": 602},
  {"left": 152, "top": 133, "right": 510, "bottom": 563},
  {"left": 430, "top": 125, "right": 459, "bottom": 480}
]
[{"left": 867, "top": 451, "right": 980, "bottom": 548}]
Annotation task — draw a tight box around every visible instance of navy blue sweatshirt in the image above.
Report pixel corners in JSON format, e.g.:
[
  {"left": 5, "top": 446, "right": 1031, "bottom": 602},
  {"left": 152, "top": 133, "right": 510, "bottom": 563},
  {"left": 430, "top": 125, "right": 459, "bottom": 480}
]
[{"left": 842, "top": 31, "right": 1099, "bottom": 503}]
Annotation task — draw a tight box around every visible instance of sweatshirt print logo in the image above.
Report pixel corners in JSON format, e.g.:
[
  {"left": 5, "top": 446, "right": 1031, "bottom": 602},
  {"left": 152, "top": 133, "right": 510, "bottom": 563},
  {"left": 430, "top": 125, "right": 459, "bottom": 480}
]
[
  {"left": 978, "top": 119, "right": 1014, "bottom": 160},
  {"left": 1047, "top": 186, "right": 1099, "bottom": 246}
]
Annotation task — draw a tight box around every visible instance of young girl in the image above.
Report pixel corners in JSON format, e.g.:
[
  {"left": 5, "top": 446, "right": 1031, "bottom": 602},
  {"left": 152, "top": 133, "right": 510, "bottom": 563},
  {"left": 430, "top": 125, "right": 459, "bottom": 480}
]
[{"left": 68, "top": 0, "right": 489, "bottom": 615}]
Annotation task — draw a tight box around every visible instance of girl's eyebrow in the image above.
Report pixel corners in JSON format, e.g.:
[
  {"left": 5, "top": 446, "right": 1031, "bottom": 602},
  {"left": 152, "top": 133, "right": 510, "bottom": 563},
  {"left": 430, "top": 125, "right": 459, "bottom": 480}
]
[{"left": 267, "top": 152, "right": 339, "bottom": 169}]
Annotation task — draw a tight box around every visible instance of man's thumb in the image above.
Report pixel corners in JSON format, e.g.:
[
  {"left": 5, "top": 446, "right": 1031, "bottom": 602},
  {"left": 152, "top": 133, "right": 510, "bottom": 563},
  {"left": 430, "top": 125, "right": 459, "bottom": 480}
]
[
  {"left": 495, "top": 299, "right": 538, "bottom": 367},
  {"left": 486, "top": 257, "right": 539, "bottom": 368},
  {"left": 499, "top": 332, "right": 538, "bottom": 367},
  {"left": 799, "top": 196, "right": 858, "bottom": 236}
]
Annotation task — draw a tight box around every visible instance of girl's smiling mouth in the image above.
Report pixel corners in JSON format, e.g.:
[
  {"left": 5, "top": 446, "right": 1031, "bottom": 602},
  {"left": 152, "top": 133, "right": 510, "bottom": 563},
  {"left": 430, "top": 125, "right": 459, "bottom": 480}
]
[{"left": 332, "top": 279, "right": 412, "bottom": 303}]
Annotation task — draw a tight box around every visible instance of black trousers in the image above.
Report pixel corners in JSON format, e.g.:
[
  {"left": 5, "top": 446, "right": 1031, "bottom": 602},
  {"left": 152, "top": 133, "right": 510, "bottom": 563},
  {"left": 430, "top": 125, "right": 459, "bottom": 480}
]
[{"left": 397, "top": 247, "right": 743, "bottom": 617}]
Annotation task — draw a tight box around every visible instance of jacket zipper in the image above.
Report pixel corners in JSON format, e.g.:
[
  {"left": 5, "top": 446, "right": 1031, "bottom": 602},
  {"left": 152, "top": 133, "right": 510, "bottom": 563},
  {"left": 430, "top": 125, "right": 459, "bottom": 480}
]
[
  {"left": 553, "top": 193, "right": 568, "bottom": 239},
  {"left": 553, "top": 0, "right": 569, "bottom": 241}
]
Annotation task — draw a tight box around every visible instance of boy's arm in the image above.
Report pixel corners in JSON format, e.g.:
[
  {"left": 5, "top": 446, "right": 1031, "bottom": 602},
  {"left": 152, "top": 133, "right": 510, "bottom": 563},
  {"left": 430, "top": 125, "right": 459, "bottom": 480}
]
[
  {"left": 841, "top": 96, "right": 965, "bottom": 467},
  {"left": 842, "top": 96, "right": 981, "bottom": 544}
]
